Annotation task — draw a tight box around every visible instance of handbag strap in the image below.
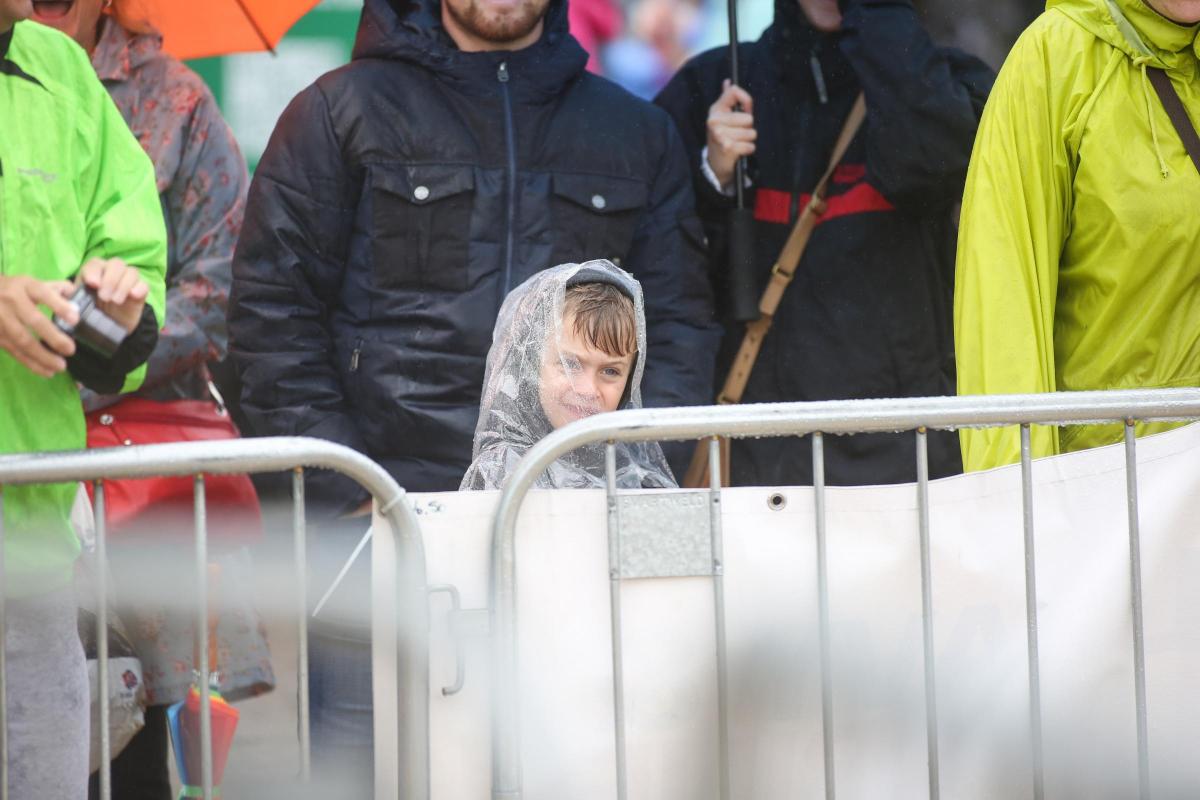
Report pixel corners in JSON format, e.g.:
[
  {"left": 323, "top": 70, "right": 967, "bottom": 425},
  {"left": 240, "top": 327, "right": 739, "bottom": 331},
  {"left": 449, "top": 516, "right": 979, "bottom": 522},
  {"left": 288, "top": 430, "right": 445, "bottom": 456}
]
[
  {"left": 1147, "top": 68, "right": 1200, "bottom": 176},
  {"left": 716, "top": 93, "right": 867, "bottom": 405}
]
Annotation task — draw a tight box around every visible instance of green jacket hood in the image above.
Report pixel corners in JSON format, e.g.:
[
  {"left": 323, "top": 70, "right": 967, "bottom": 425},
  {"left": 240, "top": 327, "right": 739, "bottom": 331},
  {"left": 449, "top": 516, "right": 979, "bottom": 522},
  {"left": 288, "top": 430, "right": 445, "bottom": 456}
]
[{"left": 1048, "top": 0, "right": 1200, "bottom": 70}]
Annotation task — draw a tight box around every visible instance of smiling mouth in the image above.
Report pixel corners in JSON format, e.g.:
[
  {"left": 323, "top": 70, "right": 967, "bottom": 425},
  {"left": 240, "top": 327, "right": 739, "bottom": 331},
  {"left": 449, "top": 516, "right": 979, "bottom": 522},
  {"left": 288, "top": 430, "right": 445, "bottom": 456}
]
[
  {"left": 560, "top": 401, "right": 600, "bottom": 420},
  {"left": 31, "top": 0, "right": 75, "bottom": 21}
]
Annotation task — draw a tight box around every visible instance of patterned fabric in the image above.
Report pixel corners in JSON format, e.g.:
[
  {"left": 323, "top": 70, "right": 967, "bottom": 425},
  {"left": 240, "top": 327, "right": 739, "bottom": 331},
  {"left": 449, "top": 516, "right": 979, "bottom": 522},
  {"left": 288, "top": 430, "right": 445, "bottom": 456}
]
[
  {"left": 84, "top": 18, "right": 248, "bottom": 406},
  {"left": 104, "top": 542, "right": 275, "bottom": 706},
  {"left": 79, "top": 20, "right": 271, "bottom": 705}
]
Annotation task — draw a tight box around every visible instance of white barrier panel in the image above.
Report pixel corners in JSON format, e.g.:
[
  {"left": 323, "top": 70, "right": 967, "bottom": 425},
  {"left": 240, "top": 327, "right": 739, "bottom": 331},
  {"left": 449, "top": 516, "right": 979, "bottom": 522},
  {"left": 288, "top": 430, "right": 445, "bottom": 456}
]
[{"left": 419, "top": 422, "right": 1200, "bottom": 800}]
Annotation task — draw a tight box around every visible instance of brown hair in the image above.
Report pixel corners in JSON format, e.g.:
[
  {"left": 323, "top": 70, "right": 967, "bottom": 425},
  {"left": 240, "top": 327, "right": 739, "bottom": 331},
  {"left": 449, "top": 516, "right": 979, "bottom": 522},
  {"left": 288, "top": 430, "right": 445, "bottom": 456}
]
[{"left": 563, "top": 282, "right": 637, "bottom": 357}]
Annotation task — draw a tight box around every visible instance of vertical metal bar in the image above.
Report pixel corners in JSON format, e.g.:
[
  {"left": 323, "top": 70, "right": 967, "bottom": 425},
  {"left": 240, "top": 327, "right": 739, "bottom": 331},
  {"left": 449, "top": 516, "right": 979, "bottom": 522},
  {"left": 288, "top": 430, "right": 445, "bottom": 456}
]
[
  {"left": 95, "top": 482, "right": 112, "bottom": 800},
  {"left": 915, "top": 428, "right": 940, "bottom": 800},
  {"left": 1019, "top": 426, "right": 1045, "bottom": 800},
  {"left": 371, "top": 500, "right": 401, "bottom": 800},
  {"left": 195, "top": 476, "right": 213, "bottom": 800},
  {"left": 292, "top": 468, "right": 311, "bottom": 781},
  {"left": 708, "top": 437, "right": 731, "bottom": 800},
  {"left": 812, "top": 433, "right": 836, "bottom": 800},
  {"left": 1124, "top": 423, "right": 1151, "bottom": 799},
  {"left": 605, "top": 443, "right": 628, "bottom": 800},
  {"left": 0, "top": 487, "right": 8, "bottom": 800}
]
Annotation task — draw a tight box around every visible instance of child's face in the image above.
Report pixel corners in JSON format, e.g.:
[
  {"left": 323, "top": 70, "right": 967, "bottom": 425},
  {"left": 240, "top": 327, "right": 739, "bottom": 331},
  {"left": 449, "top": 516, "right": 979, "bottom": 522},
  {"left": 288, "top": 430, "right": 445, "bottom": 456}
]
[{"left": 539, "top": 313, "right": 636, "bottom": 430}]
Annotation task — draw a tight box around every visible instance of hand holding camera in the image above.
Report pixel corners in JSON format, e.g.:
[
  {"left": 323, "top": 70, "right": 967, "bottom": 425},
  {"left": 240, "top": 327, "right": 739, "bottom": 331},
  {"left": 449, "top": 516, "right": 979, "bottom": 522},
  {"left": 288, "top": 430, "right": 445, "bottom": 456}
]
[
  {"left": 75, "top": 257, "right": 151, "bottom": 336},
  {"left": 0, "top": 258, "right": 148, "bottom": 378}
]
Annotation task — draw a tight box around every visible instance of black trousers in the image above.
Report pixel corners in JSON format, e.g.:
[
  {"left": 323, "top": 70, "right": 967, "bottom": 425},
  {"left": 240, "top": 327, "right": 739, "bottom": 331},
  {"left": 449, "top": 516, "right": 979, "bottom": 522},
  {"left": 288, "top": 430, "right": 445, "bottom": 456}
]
[{"left": 88, "top": 704, "right": 172, "bottom": 800}]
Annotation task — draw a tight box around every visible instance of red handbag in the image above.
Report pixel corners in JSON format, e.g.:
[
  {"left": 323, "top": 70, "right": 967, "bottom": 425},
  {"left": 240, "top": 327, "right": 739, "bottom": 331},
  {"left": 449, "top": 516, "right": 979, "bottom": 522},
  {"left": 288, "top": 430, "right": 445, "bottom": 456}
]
[{"left": 84, "top": 389, "right": 262, "bottom": 541}]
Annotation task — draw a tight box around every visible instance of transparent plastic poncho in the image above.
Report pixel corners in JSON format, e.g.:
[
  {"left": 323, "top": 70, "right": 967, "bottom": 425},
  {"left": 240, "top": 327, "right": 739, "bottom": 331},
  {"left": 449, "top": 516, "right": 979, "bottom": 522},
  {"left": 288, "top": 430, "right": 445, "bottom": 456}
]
[{"left": 460, "top": 260, "right": 676, "bottom": 491}]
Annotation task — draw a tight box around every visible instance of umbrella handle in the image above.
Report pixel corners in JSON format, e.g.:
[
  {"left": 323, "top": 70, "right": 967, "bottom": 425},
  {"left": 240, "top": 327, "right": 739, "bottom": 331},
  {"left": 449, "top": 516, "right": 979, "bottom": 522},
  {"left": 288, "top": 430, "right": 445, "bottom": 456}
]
[{"left": 727, "top": 207, "right": 759, "bottom": 322}]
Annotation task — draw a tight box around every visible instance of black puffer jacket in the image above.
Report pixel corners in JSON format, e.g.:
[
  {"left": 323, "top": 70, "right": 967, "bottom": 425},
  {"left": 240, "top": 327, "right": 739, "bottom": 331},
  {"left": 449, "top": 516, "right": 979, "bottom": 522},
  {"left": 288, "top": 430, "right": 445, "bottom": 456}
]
[
  {"left": 656, "top": 0, "right": 993, "bottom": 486},
  {"left": 230, "top": 0, "right": 718, "bottom": 511}
]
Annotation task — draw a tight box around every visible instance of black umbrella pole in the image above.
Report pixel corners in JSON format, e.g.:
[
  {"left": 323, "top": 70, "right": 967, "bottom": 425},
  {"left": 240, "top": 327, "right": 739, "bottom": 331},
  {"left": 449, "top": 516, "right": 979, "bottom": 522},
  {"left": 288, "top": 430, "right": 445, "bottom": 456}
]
[{"left": 725, "top": 0, "right": 757, "bottom": 321}]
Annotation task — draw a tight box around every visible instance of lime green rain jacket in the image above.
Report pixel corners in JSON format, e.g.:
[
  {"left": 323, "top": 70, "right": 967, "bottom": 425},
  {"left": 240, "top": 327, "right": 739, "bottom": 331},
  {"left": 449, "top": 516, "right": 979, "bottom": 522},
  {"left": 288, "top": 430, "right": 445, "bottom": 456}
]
[
  {"left": 1, "top": 21, "right": 166, "bottom": 594},
  {"left": 954, "top": 0, "right": 1200, "bottom": 471}
]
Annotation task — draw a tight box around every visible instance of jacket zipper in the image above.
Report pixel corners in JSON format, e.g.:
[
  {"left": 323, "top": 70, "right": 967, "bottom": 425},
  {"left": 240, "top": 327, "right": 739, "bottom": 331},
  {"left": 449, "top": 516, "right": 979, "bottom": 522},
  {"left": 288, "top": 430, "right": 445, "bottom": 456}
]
[
  {"left": 498, "top": 61, "right": 517, "bottom": 295},
  {"left": 810, "top": 50, "right": 829, "bottom": 105},
  {"left": 350, "top": 337, "right": 363, "bottom": 373}
]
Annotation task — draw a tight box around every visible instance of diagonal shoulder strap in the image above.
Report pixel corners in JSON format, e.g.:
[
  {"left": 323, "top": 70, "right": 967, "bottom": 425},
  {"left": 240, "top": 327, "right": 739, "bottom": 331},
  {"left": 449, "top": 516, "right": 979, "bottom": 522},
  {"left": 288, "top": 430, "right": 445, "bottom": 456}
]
[
  {"left": 1147, "top": 68, "right": 1200, "bottom": 176},
  {"left": 682, "top": 95, "right": 867, "bottom": 488},
  {"left": 756, "top": 94, "right": 868, "bottom": 319},
  {"left": 717, "top": 93, "right": 867, "bottom": 406}
]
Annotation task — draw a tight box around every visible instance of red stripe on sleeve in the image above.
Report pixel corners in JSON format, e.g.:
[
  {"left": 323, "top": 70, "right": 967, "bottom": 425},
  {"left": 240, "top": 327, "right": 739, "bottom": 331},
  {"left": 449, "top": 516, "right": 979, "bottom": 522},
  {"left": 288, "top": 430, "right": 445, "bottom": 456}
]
[
  {"left": 753, "top": 188, "right": 792, "bottom": 224},
  {"left": 752, "top": 182, "right": 894, "bottom": 227},
  {"left": 820, "top": 183, "right": 895, "bottom": 221}
]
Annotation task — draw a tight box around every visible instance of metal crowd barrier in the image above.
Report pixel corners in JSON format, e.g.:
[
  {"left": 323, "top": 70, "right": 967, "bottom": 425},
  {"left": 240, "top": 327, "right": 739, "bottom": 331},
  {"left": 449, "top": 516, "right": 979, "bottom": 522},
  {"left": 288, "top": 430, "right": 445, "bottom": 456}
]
[
  {"left": 490, "top": 388, "right": 1200, "bottom": 800},
  {"left": 0, "top": 437, "right": 430, "bottom": 800}
]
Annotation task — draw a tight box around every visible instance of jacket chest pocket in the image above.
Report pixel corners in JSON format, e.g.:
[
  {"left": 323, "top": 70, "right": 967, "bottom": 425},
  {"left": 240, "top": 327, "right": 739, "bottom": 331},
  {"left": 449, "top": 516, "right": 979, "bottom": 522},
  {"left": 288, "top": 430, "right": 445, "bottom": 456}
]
[
  {"left": 549, "top": 174, "right": 649, "bottom": 266},
  {"left": 370, "top": 165, "right": 476, "bottom": 292}
]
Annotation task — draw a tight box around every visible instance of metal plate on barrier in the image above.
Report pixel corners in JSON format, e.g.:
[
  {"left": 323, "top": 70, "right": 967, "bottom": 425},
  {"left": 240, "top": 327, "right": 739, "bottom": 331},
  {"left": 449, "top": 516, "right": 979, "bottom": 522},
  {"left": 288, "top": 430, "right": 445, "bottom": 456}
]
[{"left": 617, "top": 491, "right": 712, "bottom": 579}]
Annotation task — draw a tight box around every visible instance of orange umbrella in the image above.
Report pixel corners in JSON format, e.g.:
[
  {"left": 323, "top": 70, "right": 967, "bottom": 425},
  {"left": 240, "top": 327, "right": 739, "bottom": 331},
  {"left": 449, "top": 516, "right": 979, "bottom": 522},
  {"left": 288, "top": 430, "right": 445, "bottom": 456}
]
[{"left": 117, "top": 0, "right": 323, "bottom": 60}]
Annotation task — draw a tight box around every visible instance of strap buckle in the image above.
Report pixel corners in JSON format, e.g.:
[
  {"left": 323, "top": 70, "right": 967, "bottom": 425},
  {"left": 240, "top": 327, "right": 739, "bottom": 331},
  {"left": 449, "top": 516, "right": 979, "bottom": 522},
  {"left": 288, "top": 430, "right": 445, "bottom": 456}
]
[{"left": 804, "top": 195, "right": 828, "bottom": 217}]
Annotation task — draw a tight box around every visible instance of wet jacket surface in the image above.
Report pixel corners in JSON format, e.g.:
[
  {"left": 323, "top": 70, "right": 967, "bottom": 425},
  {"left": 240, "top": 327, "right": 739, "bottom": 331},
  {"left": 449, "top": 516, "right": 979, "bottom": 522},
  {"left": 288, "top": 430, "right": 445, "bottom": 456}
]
[
  {"left": 230, "top": 0, "right": 718, "bottom": 511},
  {"left": 656, "top": 0, "right": 993, "bottom": 487},
  {"left": 955, "top": 0, "right": 1200, "bottom": 471},
  {"left": 83, "top": 20, "right": 248, "bottom": 407},
  {"left": 0, "top": 21, "right": 166, "bottom": 593}
]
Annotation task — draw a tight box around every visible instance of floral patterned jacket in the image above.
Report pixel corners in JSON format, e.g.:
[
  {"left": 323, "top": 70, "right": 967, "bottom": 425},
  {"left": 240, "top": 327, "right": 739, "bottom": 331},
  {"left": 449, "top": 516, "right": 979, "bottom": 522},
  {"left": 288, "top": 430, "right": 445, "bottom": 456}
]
[
  {"left": 77, "top": 22, "right": 272, "bottom": 705},
  {"left": 83, "top": 20, "right": 248, "bottom": 407}
]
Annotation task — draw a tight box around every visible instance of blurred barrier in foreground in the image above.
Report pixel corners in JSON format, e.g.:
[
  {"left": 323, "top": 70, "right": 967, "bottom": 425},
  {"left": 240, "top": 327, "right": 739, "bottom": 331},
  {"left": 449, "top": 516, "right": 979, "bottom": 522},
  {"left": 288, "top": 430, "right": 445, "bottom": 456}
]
[
  {"left": 0, "top": 437, "right": 428, "bottom": 800},
  {"left": 490, "top": 388, "right": 1200, "bottom": 800},
  {"left": 5, "top": 389, "right": 1200, "bottom": 800}
]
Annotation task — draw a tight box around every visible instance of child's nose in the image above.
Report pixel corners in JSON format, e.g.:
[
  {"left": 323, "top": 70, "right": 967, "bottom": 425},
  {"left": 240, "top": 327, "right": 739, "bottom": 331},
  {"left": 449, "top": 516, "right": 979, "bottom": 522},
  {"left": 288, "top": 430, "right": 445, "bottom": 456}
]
[{"left": 573, "top": 372, "right": 600, "bottom": 398}]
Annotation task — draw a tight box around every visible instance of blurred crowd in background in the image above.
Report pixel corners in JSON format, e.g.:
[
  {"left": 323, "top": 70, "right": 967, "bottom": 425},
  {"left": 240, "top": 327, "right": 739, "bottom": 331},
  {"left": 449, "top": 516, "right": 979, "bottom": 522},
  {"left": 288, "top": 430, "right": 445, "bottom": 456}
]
[{"left": 194, "top": 0, "right": 1045, "bottom": 170}]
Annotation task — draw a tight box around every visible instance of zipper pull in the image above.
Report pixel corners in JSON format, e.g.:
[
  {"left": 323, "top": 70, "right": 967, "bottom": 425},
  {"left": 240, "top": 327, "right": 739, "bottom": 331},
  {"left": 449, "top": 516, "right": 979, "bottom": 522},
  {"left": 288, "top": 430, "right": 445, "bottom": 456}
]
[
  {"left": 810, "top": 51, "right": 828, "bottom": 105},
  {"left": 497, "top": 61, "right": 509, "bottom": 83},
  {"left": 350, "top": 339, "right": 362, "bottom": 373}
]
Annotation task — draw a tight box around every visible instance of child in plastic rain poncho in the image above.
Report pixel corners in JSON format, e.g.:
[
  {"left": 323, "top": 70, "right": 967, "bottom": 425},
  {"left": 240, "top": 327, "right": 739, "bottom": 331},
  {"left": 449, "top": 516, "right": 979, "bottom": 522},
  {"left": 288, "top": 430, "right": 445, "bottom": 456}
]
[{"left": 461, "top": 260, "right": 677, "bottom": 490}]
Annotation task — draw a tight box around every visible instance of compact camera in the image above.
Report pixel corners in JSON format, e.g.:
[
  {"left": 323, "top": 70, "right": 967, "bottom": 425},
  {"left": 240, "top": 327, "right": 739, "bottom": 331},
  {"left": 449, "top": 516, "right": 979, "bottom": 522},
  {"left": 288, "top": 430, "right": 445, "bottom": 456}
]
[{"left": 52, "top": 284, "right": 128, "bottom": 359}]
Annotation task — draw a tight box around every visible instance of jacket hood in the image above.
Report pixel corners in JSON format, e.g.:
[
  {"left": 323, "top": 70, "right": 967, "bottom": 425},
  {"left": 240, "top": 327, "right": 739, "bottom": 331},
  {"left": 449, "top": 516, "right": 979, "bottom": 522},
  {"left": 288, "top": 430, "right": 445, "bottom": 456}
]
[
  {"left": 1050, "top": 0, "right": 1198, "bottom": 177},
  {"left": 1049, "top": 0, "right": 1200, "bottom": 69},
  {"left": 92, "top": 18, "right": 164, "bottom": 83},
  {"left": 352, "top": 0, "right": 587, "bottom": 96},
  {"left": 764, "top": 0, "right": 855, "bottom": 93}
]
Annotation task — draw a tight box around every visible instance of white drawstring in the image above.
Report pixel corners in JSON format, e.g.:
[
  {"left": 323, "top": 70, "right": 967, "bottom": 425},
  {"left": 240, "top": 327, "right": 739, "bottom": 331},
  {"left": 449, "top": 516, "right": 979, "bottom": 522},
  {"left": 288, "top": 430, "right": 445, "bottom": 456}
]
[{"left": 1135, "top": 56, "right": 1171, "bottom": 179}]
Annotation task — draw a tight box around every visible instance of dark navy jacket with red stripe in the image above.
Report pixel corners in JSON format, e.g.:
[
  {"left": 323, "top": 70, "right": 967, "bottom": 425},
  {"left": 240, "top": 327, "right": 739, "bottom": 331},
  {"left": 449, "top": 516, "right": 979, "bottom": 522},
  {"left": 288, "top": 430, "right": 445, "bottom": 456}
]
[{"left": 656, "top": 0, "right": 993, "bottom": 487}]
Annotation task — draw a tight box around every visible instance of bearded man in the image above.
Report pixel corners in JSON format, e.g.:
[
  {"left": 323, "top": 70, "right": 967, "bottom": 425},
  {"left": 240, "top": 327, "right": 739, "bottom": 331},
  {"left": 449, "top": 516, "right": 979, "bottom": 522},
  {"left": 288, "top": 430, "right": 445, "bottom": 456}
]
[{"left": 229, "top": 0, "right": 718, "bottom": 781}]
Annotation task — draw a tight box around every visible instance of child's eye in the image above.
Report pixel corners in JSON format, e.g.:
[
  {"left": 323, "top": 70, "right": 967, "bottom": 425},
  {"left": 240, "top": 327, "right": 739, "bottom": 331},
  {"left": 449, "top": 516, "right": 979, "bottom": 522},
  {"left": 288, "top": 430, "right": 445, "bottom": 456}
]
[{"left": 602, "top": 367, "right": 624, "bottom": 379}]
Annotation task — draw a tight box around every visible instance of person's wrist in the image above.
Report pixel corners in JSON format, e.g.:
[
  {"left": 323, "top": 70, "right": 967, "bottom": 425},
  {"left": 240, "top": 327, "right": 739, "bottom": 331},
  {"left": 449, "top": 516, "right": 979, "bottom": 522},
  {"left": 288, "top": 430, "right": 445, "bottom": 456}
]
[{"left": 708, "top": 155, "right": 733, "bottom": 191}]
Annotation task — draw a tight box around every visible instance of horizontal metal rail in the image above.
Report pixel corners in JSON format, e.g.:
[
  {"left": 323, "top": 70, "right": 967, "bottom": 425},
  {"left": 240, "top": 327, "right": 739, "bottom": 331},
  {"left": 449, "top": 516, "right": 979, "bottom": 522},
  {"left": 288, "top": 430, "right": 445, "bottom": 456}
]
[
  {"left": 0, "top": 437, "right": 429, "bottom": 800},
  {"left": 490, "top": 388, "right": 1200, "bottom": 800}
]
